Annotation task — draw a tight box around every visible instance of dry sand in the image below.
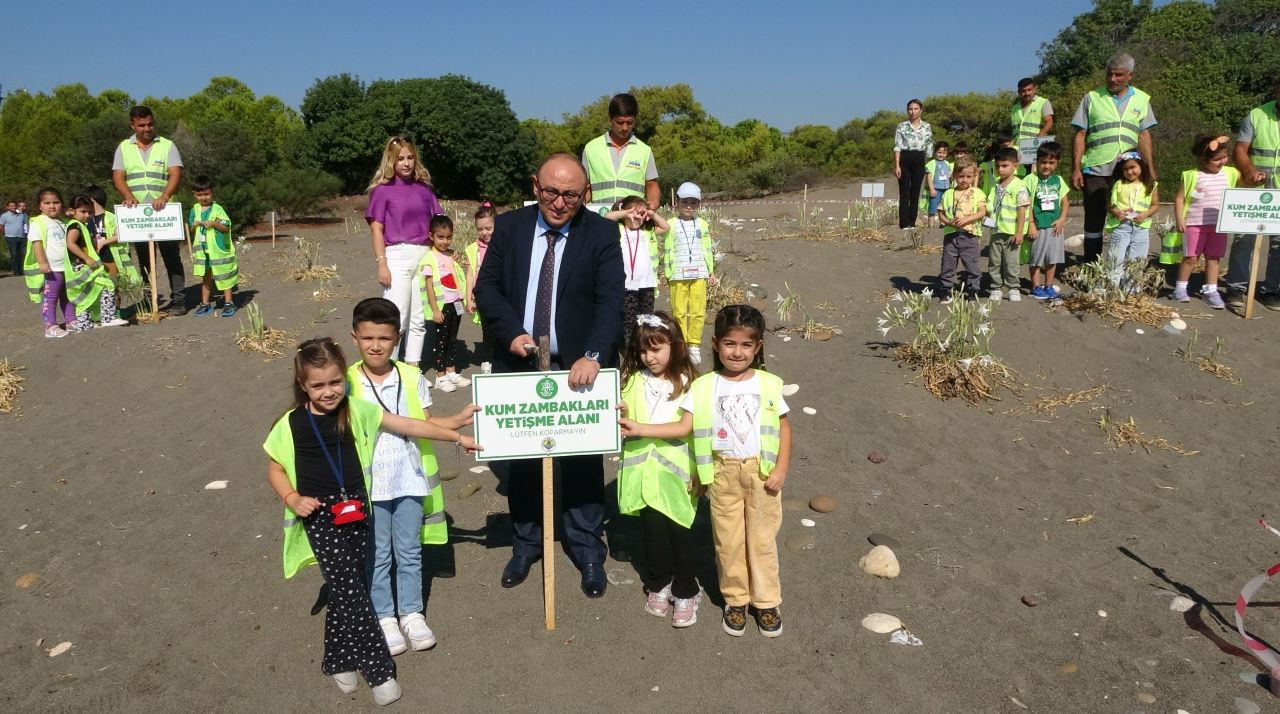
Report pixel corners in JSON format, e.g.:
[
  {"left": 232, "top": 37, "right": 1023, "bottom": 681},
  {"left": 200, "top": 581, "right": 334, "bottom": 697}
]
[{"left": 3, "top": 188, "right": 1280, "bottom": 712}]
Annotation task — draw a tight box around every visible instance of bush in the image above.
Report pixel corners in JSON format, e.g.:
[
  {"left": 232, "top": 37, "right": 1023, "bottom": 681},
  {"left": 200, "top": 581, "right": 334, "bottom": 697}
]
[{"left": 252, "top": 166, "right": 342, "bottom": 221}]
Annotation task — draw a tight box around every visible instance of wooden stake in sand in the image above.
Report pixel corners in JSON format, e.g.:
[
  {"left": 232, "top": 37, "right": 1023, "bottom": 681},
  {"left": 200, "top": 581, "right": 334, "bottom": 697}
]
[
  {"left": 536, "top": 335, "right": 556, "bottom": 630},
  {"left": 270, "top": 211, "right": 278, "bottom": 248},
  {"left": 1244, "top": 233, "right": 1265, "bottom": 320},
  {"left": 148, "top": 240, "right": 159, "bottom": 315}
]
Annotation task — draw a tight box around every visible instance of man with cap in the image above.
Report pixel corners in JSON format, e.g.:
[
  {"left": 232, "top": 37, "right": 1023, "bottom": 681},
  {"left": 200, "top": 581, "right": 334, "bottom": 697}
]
[
  {"left": 1225, "top": 82, "right": 1280, "bottom": 310},
  {"left": 581, "top": 93, "right": 660, "bottom": 210},
  {"left": 665, "top": 182, "right": 715, "bottom": 362}
]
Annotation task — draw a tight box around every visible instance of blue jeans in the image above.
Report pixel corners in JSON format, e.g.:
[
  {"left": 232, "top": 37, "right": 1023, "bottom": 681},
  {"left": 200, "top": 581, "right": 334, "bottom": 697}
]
[
  {"left": 1107, "top": 222, "right": 1149, "bottom": 285},
  {"left": 367, "top": 496, "right": 425, "bottom": 618}
]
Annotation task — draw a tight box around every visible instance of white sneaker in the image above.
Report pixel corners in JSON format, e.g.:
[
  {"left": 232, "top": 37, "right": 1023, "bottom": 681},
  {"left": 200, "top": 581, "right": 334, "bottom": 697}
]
[
  {"left": 481, "top": 361, "right": 492, "bottom": 374},
  {"left": 988, "top": 289, "right": 1003, "bottom": 301},
  {"left": 44, "top": 326, "right": 68, "bottom": 339},
  {"left": 435, "top": 377, "right": 457, "bottom": 393},
  {"left": 332, "top": 671, "right": 359, "bottom": 694},
  {"left": 447, "top": 372, "right": 470, "bottom": 387},
  {"left": 371, "top": 678, "right": 402, "bottom": 706},
  {"left": 1007, "top": 289, "right": 1021, "bottom": 302},
  {"left": 100, "top": 318, "right": 129, "bottom": 328},
  {"left": 399, "top": 612, "right": 437, "bottom": 651},
  {"left": 689, "top": 346, "right": 702, "bottom": 365},
  {"left": 378, "top": 616, "right": 407, "bottom": 656}
]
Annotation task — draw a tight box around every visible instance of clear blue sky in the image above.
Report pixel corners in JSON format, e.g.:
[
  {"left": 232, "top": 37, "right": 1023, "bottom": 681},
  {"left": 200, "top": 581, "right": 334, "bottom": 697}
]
[{"left": 2, "top": 0, "right": 1095, "bottom": 130}]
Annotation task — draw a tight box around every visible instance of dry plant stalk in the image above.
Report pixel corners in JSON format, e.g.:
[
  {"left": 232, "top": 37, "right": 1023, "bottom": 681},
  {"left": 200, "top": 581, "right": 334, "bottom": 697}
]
[
  {"left": 1174, "top": 330, "right": 1241, "bottom": 384},
  {"left": 1030, "top": 385, "right": 1109, "bottom": 413},
  {"left": 235, "top": 303, "right": 291, "bottom": 358},
  {"left": 1060, "top": 292, "right": 1173, "bottom": 327},
  {"left": 895, "top": 343, "right": 1016, "bottom": 403},
  {"left": 1060, "top": 259, "right": 1173, "bottom": 327},
  {"left": 283, "top": 237, "right": 339, "bottom": 282},
  {"left": 706, "top": 272, "right": 748, "bottom": 312},
  {"left": 1098, "top": 411, "right": 1199, "bottom": 456},
  {"left": 0, "top": 360, "right": 26, "bottom": 413},
  {"left": 776, "top": 283, "right": 841, "bottom": 340},
  {"left": 134, "top": 310, "right": 167, "bottom": 325}
]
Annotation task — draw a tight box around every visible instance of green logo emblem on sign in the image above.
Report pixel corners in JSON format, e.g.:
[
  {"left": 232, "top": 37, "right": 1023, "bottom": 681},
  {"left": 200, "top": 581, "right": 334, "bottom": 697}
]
[
  {"left": 536, "top": 377, "right": 558, "bottom": 399},
  {"left": 1261, "top": 192, "right": 1274, "bottom": 205},
  {"left": 143, "top": 207, "right": 154, "bottom": 217},
  {"left": 541, "top": 437, "right": 556, "bottom": 451}
]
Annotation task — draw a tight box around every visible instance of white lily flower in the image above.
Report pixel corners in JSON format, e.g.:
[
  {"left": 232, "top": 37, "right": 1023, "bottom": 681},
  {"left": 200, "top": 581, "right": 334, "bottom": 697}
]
[
  {"left": 900, "top": 307, "right": 911, "bottom": 317},
  {"left": 978, "top": 304, "right": 990, "bottom": 317},
  {"left": 876, "top": 318, "right": 888, "bottom": 327},
  {"left": 939, "top": 338, "right": 950, "bottom": 350},
  {"left": 959, "top": 358, "right": 973, "bottom": 369},
  {"left": 976, "top": 323, "right": 991, "bottom": 335},
  {"left": 979, "top": 355, "right": 994, "bottom": 367},
  {"left": 878, "top": 326, "right": 891, "bottom": 337},
  {"left": 921, "top": 287, "right": 934, "bottom": 298},
  {"left": 891, "top": 292, "right": 904, "bottom": 302}
]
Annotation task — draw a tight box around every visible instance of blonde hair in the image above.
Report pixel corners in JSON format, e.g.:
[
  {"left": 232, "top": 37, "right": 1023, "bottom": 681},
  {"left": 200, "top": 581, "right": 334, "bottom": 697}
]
[{"left": 366, "top": 136, "right": 432, "bottom": 192}]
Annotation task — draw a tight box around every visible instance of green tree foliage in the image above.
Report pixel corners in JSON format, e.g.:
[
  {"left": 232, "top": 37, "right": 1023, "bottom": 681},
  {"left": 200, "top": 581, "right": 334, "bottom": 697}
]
[{"left": 253, "top": 165, "right": 342, "bottom": 220}]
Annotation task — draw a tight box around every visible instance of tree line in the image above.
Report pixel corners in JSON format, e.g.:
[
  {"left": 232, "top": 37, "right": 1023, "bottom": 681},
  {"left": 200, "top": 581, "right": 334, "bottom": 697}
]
[{"left": 0, "top": 0, "right": 1274, "bottom": 226}]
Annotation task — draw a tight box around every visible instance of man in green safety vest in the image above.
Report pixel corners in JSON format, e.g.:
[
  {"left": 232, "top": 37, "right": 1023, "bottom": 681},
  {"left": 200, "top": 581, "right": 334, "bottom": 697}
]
[
  {"left": 1070, "top": 53, "right": 1157, "bottom": 264},
  {"left": 1225, "top": 82, "right": 1280, "bottom": 311},
  {"left": 1012, "top": 78, "right": 1054, "bottom": 167},
  {"left": 112, "top": 105, "right": 188, "bottom": 315},
  {"left": 581, "top": 93, "right": 660, "bottom": 210}
]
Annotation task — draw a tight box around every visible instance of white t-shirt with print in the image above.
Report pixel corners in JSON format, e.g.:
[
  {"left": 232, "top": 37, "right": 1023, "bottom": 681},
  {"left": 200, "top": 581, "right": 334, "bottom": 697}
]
[
  {"left": 353, "top": 366, "right": 434, "bottom": 501},
  {"left": 620, "top": 226, "right": 657, "bottom": 290},
  {"left": 681, "top": 373, "right": 789, "bottom": 459},
  {"left": 668, "top": 219, "right": 709, "bottom": 280},
  {"left": 31, "top": 219, "right": 67, "bottom": 271},
  {"left": 638, "top": 370, "right": 687, "bottom": 424}
]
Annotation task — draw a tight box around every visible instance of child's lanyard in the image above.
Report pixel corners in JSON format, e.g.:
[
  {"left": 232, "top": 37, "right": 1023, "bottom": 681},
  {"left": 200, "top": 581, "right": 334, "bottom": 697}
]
[
  {"left": 994, "top": 185, "right": 1007, "bottom": 218},
  {"left": 360, "top": 364, "right": 410, "bottom": 443},
  {"left": 197, "top": 206, "right": 213, "bottom": 245},
  {"left": 306, "top": 408, "right": 350, "bottom": 499},
  {"left": 680, "top": 220, "right": 697, "bottom": 266},
  {"left": 625, "top": 228, "right": 642, "bottom": 277}
]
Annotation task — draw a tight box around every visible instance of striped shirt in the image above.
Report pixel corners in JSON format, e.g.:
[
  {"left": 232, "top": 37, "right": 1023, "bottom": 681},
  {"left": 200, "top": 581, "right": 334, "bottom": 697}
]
[{"left": 1185, "top": 171, "right": 1228, "bottom": 227}]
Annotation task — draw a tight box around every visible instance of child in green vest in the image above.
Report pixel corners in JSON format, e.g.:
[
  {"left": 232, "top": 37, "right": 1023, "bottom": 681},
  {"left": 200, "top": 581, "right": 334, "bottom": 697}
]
[
  {"left": 986, "top": 147, "right": 1031, "bottom": 301},
  {"left": 1106, "top": 152, "right": 1160, "bottom": 292},
  {"left": 1172, "top": 136, "right": 1238, "bottom": 308},
  {"left": 605, "top": 195, "right": 669, "bottom": 346},
  {"left": 924, "top": 142, "right": 952, "bottom": 228},
  {"left": 23, "top": 188, "right": 73, "bottom": 337},
  {"left": 263, "top": 337, "right": 479, "bottom": 705},
  {"left": 1023, "top": 142, "right": 1070, "bottom": 300},
  {"left": 348, "top": 297, "right": 478, "bottom": 657},
  {"left": 664, "top": 182, "right": 715, "bottom": 364},
  {"left": 418, "top": 215, "right": 471, "bottom": 391},
  {"left": 189, "top": 176, "right": 238, "bottom": 317},
  {"left": 936, "top": 157, "right": 986, "bottom": 303},
  {"left": 66, "top": 196, "right": 126, "bottom": 330},
  {"left": 686, "top": 305, "right": 792, "bottom": 637},
  {"left": 615, "top": 311, "right": 703, "bottom": 627}
]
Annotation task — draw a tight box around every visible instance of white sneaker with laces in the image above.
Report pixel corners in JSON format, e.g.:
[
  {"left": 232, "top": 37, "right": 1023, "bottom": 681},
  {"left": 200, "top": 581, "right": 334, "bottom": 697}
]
[
  {"left": 371, "top": 678, "right": 402, "bottom": 706},
  {"left": 689, "top": 346, "right": 702, "bottom": 365},
  {"left": 481, "top": 361, "right": 492, "bottom": 374},
  {"left": 1007, "top": 289, "right": 1021, "bottom": 302},
  {"left": 447, "top": 372, "right": 471, "bottom": 387},
  {"left": 988, "top": 289, "right": 1003, "bottom": 301},
  {"left": 332, "top": 671, "right": 359, "bottom": 694},
  {"left": 399, "top": 612, "right": 437, "bottom": 651},
  {"left": 100, "top": 318, "right": 129, "bottom": 328},
  {"left": 435, "top": 377, "right": 457, "bottom": 393},
  {"left": 45, "top": 326, "right": 68, "bottom": 339},
  {"left": 378, "top": 616, "right": 407, "bottom": 656}
]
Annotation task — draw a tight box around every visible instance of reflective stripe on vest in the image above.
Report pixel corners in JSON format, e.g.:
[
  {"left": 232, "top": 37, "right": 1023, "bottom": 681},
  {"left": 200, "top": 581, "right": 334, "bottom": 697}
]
[
  {"left": 1248, "top": 102, "right": 1280, "bottom": 186},
  {"left": 662, "top": 217, "right": 714, "bottom": 280},
  {"left": 1011, "top": 96, "right": 1048, "bottom": 140},
  {"left": 1081, "top": 87, "right": 1151, "bottom": 169},
  {"left": 191, "top": 203, "right": 239, "bottom": 289},
  {"left": 346, "top": 361, "right": 449, "bottom": 546},
  {"left": 987, "top": 178, "right": 1028, "bottom": 235},
  {"left": 941, "top": 187, "right": 986, "bottom": 238},
  {"left": 688, "top": 370, "right": 783, "bottom": 485},
  {"left": 617, "top": 374, "right": 700, "bottom": 527},
  {"left": 583, "top": 135, "right": 651, "bottom": 204},
  {"left": 118, "top": 137, "right": 174, "bottom": 200},
  {"left": 417, "top": 249, "right": 466, "bottom": 308}
]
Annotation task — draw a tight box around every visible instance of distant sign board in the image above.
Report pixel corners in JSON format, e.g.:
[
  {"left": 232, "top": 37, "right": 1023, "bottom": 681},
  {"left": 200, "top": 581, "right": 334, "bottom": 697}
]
[
  {"left": 1018, "top": 137, "right": 1052, "bottom": 164},
  {"left": 114, "top": 203, "right": 185, "bottom": 243},
  {"left": 860, "top": 183, "right": 885, "bottom": 199},
  {"left": 1217, "top": 189, "right": 1280, "bottom": 236},
  {"left": 471, "top": 369, "right": 621, "bottom": 461}
]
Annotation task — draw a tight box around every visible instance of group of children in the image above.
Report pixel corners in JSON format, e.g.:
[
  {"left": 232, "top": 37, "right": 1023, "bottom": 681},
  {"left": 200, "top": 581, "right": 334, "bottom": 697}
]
[
  {"left": 267, "top": 293, "right": 792, "bottom": 705},
  {"left": 931, "top": 133, "right": 1243, "bottom": 307},
  {"left": 22, "top": 178, "right": 240, "bottom": 336}
]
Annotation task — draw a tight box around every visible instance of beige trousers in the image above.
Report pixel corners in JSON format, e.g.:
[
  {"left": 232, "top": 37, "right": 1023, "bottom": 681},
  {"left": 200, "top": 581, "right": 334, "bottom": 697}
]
[{"left": 709, "top": 455, "right": 782, "bottom": 608}]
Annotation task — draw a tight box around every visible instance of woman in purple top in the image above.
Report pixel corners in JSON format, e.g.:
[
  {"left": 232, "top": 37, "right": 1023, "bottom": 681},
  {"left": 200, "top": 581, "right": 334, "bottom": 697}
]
[{"left": 366, "top": 136, "right": 443, "bottom": 365}]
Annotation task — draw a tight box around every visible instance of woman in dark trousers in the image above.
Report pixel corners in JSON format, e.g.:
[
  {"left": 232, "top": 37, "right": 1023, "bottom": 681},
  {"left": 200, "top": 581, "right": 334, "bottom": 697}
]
[{"left": 893, "top": 99, "right": 934, "bottom": 230}]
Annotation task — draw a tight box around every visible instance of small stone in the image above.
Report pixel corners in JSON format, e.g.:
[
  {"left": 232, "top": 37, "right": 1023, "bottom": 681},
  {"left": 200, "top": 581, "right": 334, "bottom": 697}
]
[
  {"left": 204, "top": 480, "right": 228, "bottom": 490},
  {"left": 1136, "top": 692, "right": 1156, "bottom": 704},
  {"left": 785, "top": 533, "right": 816, "bottom": 551},
  {"left": 1169, "top": 311, "right": 1180, "bottom": 319},
  {"left": 1169, "top": 595, "right": 1196, "bottom": 612},
  {"left": 606, "top": 568, "right": 634, "bottom": 586},
  {"left": 1170, "top": 318, "right": 1187, "bottom": 330},
  {"left": 1098, "top": 609, "right": 1108, "bottom": 618},
  {"left": 858, "top": 545, "right": 900, "bottom": 579},
  {"left": 459, "top": 482, "right": 481, "bottom": 499},
  {"left": 861, "top": 613, "right": 903, "bottom": 633},
  {"left": 15, "top": 572, "right": 38, "bottom": 589},
  {"left": 781, "top": 384, "right": 800, "bottom": 397},
  {"left": 809, "top": 495, "right": 837, "bottom": 513},
  {"left": 802, "top": 407, "right": 817, "bottom": 415},
  {"left": 783, "top": 336, "right": 792, "bottom": 342},
  {"left": 1135, "top": 328, "right": 1145, "bottom": 335},
  {"left": 47, "top": 642, "right": 72, "bottom": 657},
  {"left": 468, "top": 466, "right": 489, "bottom": 474},
  {"left": 800, "top": 518, "right": 816, "bottom": 528},
  {"left": 1060, "top": 661, "right": 1077, "bottom": 674},
  {"left": 1235, "top": 696, "right": 1261, "bottom": 714},
  {"left": 867, "top": 451, "right": 887, "bottom": 464},
  {"left": 867, "top": 532, "right": 901, "bottom": 549},
  {"left": 438, "top": 470, "right": 459, "bottom": 482},
  {"left": 1020, "top": 595, "right": 1038, "bottom": 607}
]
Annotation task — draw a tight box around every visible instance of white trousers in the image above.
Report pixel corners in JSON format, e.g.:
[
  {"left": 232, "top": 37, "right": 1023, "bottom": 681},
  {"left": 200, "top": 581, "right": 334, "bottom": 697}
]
[{"left": 383, "top": 243, "right": 428, "bottom": 362}]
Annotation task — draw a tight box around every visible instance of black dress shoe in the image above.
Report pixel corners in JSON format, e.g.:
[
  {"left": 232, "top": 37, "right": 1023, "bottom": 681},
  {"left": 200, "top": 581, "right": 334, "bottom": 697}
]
[
  {"left": 501, "top": 555, "right": 538, "bottom": 588},
  {"left": 580, "top": 563, "right": 607, "bottom": 598}
]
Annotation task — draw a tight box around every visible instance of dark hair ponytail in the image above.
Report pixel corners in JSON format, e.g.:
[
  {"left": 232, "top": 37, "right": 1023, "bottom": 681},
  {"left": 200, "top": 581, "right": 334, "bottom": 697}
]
[{"left": 291, "top": 337, "right": 350, "bottom": 431}]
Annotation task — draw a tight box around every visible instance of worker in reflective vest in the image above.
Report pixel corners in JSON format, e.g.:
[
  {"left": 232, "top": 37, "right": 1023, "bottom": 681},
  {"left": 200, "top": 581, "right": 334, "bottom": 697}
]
[
  {"left": 581, "top": 93, "right": 661, "bottom": 210},
  {"left": 1070, "top": 53, "right": 1157, "bottom": 265},
  {"left": 1226, "top": 82, "right": 1280, "bottom": 310},
  {"left": 1011, "top": 78, "right": 1055, "bottom": 167},
  {"left": 111, "top": 105, "right": 188, "bottom": 314}
]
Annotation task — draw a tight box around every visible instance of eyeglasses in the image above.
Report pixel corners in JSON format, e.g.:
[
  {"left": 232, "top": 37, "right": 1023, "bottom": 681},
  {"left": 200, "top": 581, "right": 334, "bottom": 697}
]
[{"left": 537, "top": 187, "right": 584, "bottom": 206}]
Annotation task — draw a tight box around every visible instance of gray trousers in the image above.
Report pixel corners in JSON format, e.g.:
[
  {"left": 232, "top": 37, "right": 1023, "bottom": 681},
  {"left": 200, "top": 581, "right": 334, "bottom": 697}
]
[
  {"left": 1225, "top": 235, "right": 1280, "bottom": 293},
  {"left": 939, "top": 231, "right": 981, "bottom": 296}
]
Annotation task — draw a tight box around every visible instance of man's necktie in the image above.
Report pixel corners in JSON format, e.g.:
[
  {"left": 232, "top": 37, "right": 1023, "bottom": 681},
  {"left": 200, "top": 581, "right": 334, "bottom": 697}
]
[{"left": 532, "top": 229, "right": 559, "bottom": 342}]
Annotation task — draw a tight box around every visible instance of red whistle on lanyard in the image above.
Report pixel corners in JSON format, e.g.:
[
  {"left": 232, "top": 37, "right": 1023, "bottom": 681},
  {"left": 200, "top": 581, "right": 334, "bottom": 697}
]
[{"left": 332, "top": 499, "right": 366, "bottom": 525}]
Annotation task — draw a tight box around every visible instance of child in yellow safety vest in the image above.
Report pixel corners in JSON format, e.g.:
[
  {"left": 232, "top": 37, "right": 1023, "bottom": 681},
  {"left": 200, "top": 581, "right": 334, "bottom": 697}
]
[
  {"left": 616, "top": 311, "right": 703, "bottom": 627},
  {"left": 664, "top": 182, "right": 715, "bottom": 364},
  {"left": 65, "top": 195, "right": 127, "bottom": 331},
  {"left": 1171, "top": 135, "right": 1239, "bottom": 309},
  {"left": 262, "top": 337, "right": 479, "bottom": 705},
  {"left": 464, "top": 202, "right": 497, "bottom": 373},
  {"left": 605, "top": 195, "right": 669, "bottom": 347},
  {"left": 1106, "top": 152, "right": 1160, "bottom": 294},
  {"left": 417, "top": 214, "right": 471, "bottom": 392},
  {"left": 189, "top": 176, "right": 238, "bottom": 317},
  {"left": 686, "top": 305, "right": 793, "bottom": 637},
  {"left": 23, "top": 188, "right": 74, "bottom": 338}
]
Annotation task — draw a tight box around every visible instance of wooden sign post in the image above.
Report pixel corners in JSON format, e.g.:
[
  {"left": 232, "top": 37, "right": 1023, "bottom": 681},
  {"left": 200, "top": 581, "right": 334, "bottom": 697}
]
[
  {"left": 114, "top": 203, "right": 185, "bottom": 318},
  {"left": 270, "top": 211, "right": 278, "bottom": 248},
  {"left": 1244, "top": 236, "right": 1266, "bottom": 320},
  {"left": 537, "top": 335, "right": 555, "bottom": 630},
  {"left": 148, "top": 241, "right": 159, "bottom": 315}
]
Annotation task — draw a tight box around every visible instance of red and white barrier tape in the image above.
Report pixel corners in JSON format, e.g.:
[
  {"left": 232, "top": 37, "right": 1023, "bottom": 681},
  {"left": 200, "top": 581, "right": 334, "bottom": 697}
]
[{"left": 1235, "top": 519, "right": 1280, "bottom": 677}]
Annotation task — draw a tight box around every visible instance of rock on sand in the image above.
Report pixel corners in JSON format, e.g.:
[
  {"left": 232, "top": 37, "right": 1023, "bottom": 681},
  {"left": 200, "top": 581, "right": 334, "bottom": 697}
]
[
  {"left": 861, "top": 613, "right": 902, "bottom": 633},
  {"left": 809, "top": 494, "right": 837, "bottom": 513},
  {"left": 859, "top": 545, "right": 900, "bottom": 579}
]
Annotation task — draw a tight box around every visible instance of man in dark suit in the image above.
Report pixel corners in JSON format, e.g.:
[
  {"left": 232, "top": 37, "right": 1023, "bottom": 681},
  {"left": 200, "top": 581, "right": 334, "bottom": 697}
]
[{"left": 473, "top": 153, "right": 624, "bottom": 598}]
